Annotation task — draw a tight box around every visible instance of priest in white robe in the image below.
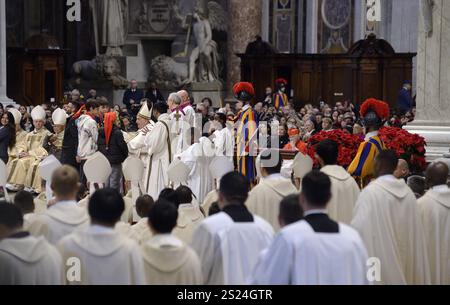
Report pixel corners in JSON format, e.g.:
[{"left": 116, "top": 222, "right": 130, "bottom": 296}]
[
  {"left": 7, "top": 106, "right": 51, "bottom": 193},
  {"left": 178, "top": 137, "right": 215, "bottom": 204},
  {"left": 352, "top": 150, "right": 430, "bottom": 285},
  {"left": 246, "top": 149, "right": 298, "bottom": 232},
  {"left": 126, "top": 102, "right": 155, "bottom": 193},
  {"left": 144, "top": 103, "right": 172, "bottom": 199},
  {"left": 417, "top": 162, "right": 450, "bottom": 285},
  {"left": 58, "top": 188, "right": 145, "bottom": 285},
  {"left": 130, "top": 195, "right": 155, "bottom": 244},
  {"left": 172, "top": 186, "right": 205, "bottom": 244},
  {"left": 0, "top": 204, "right": 63, "bottom": 285},
  {"left": 211, "top": 113, "right": 235, "bottom": 162},
  {"left": 177, "top": 90, "right": 195, "bottom": 128},
  {"left": 168, "top": 93, "right": 186, "bottom": 155},
  {"left": 315, "top": 139, "right": 360, "bottom": 224},
  {"left": 29, "top": 166, "right": 89, "bottom": 244},
  {"left": 191, "top": 172, "right": 274, "bottom": 285},
  {"left": 251, "top": 171, "right": 369, "bottom": 285},
  {"left": 141, "top": 200, "right": 203, "bottom": 285}
]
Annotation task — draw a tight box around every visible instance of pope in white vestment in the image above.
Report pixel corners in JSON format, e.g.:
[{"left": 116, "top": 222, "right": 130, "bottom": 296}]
[
  {"left": 418, "top": 184, "right": 450, "bottom": 285},
  {"left": 126, "top": 102, "right": 156, "bottom": 193},
  {"left": 0, "top": 234, "right": 63, "bottom": 285},
  {"left": 321, "top": 165, "right": 360, "bottom": 224},
  {"left": 144, "top": 111, "right": 172, "bottom": 199},
  {"left": 352, "top": 175, "right": 431, "bottom": 285},
  {"left": 58, "top": 225, "right": 146, "bottom": 285},
  {"left": 246, "top": 174, "right": 298, "bottom": 232},
  {"left": 141, "top": 234, "right": 203, "bottom": 285}
]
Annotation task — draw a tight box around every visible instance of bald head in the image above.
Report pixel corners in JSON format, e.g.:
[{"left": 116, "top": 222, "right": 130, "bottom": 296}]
[
  {"left": 394, "top": 159, "right": 410, "bottom": 179},
  {"left": 426, "top": 162, "right": 449, "bottom": 188},
  {"left": 177, "top": 90, "right": 190, "bottom": 103}
]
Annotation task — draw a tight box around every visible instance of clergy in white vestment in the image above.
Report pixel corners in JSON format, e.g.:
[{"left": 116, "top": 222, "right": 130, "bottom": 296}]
[
  {"left": 211, "top": 113, "right": 235, "bottom": 162},
  {"left": 58, "top": 188, "right": 145, "bottom": 285},
  {"left": 0, "top": 204, "right": 63, "bottom": 285},
  {"left": 178, "top": 137, "right": 215, "bottom": 204},
  {"left": 177, "top": 90, "right": 195, "bottom": 128},
  {"left": 191, "top": 172, "right": 274, "bottom": 285},
  {"left": 251, "top": 171, "right": 369, "bottom": 285},
  {"left": 29, "top": 166, "right": 89, "bottom": 245},
  {"left": 126, "top": 101, "right": 156, "bottom": 193},
  {"left": 417, "top": 162, "right": 450, "bottom": 285},
  {"left": 13, "top": 190, "right": 38, "bottom": 234},
  {"left": 172, "top": 186, "right": 205, "bottom": 244},
  {"left": 246, "top": 149, "right": 298, "bottom": 232},
  {"left": 251, "top": 194, "right": 304, "bottom": 282},
  {"left": 144, "top": 102, "right": 172, "bottom": 199},
  {"left": 201, "top": 189, "right": 218, "bottom": 215},
  {"left": 315, "top": 139, "right": 360, "bottom": 224},
  {"left": 7, "top": 106, "right": 51, "bottom": 193},
  {"left": 168, "top": 93, "right": 186, "bottom": 155},
  {"left": 5, "top": 108, "right": 28, "bottom": 182},
  {"left": 352, "top": 150, "right": 431, "bottom": 285},
  {"left": 141, "top": 200, "right": 203, "bottom": 285},
  {"left": 129, "top": 195, "right": 155, "bottom": 244}
]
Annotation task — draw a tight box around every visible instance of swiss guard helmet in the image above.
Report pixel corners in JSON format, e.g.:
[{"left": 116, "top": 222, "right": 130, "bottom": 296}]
[
  {"left": 233, "top": 82, "right": 255, "bottom": 105},
  {"left": 360, "top": 98, "right": 390, "bottom": 130}
]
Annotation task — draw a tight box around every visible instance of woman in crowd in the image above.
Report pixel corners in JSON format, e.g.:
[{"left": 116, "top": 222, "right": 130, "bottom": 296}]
[{"left": 0, "top": 111, "right": 17, "bottom": 164}]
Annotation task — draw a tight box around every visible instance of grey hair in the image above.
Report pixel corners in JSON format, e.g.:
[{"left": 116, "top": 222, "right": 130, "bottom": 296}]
[{"left": 168, "top": 92, "right": 182, "bottom": 105}]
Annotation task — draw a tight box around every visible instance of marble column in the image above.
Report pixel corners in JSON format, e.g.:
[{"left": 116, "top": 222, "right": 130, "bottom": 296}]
[
  {"left": 0, "top": 0, "right": 14, "bottom": 106},
  {"left": 226, "top": 0, "right": 262, "bottom": 99},
  {"left": 405, "top": 0, "right": 450, "bottom": 159}
]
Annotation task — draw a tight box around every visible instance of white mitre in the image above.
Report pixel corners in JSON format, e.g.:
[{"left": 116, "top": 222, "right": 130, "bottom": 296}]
[
  {"left": 52, "top": 108, "right": 68, "bottom": 125},
  {"left": 31, "top": 105, "right": 46, "bottom": 121},
  {"left": 8, "top": 108, "right": 22, "bottom": 125}
]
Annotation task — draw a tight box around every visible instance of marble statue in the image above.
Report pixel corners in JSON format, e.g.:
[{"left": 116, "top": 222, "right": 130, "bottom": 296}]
[
  {"left": 150, "top": 55, "right": 189, "bottom": 88},
  {"left": 101, "top": 57, "right": 129, "bottom": 88},
  {"left": 173, "top": 0, "right": 226, "bottom": 84},
  {"left": 71, "top": 56, "right": 128, "bottom": 89},
  {"left": 90, "top": 0, "right": 129, "bottom": 56},
  {"left": 421, "top": 0, "right": 434, "bottom": 37}
]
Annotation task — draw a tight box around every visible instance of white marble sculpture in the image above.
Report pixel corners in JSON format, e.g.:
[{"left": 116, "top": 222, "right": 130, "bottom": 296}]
[
  {"left": 90, "top": 0, "right": 129, "bottom": 56},
  {"left": 173, "top": 0, "right": 227, "bottom": 84}
]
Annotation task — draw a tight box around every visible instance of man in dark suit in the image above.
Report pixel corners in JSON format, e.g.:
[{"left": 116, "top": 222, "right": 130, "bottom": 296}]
[
  {"left": 61, "top": 101, "right": 81, "bottom": 171},
  {"left": 397, "top": 80, "right": 414, "bottom": 116},
  {"left": 122, "top": 79, "right": 144, "bottom": 117},
  {"left": 145, "top": 82, "right": 165, "bottom": 104}
]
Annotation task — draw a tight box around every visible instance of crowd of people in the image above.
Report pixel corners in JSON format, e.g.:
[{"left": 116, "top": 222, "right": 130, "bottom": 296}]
[{"left": 0, "top": 78, "right": 448, "bottom": 286}]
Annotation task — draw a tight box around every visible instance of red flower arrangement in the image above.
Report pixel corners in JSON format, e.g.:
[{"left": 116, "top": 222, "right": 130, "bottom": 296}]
[
  {"left": 379, "top": 127, "right": 427, "bottom": 172},
  {"left": 307, "top": 130, "right": 364, "bottom": 168}
]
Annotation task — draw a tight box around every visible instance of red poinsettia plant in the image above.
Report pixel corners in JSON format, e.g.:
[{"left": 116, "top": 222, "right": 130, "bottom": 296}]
[
  {"left": 307, "top": 130, "right": 364, "bottom": 168},
  {"left": 379, "top": 127, "right": 427, "bottom": 173}
]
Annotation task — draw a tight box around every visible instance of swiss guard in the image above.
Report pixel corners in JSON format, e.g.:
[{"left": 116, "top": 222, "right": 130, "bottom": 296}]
[
  {"left": 234, "top": 82, "right": 258, "bottom": 182},
  {"left": 273, "top": 78, "right": 289, "bottom": 109},
  {"left": 348, "top": 98, "right": 389, "bottom": 186}
]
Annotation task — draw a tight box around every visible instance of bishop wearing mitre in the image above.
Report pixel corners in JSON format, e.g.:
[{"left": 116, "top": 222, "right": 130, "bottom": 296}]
[
  {"left": 126, "top": 100, "right": 155, "bottom": 192},
  {"left": 7, "top": 106, "right": 51, "bottom": 193},
  {"left": 6, "top": 108, "right": 28, "bottom": 169}
]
